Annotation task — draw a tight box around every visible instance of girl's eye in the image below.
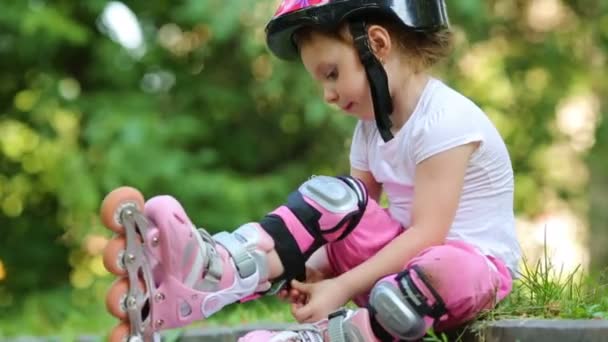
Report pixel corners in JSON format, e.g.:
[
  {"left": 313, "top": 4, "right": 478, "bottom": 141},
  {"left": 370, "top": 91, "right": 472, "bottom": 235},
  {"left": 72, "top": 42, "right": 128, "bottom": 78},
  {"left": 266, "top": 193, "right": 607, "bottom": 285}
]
[{"left": 325, "top": 68, "right": 338, "bottom": 81}]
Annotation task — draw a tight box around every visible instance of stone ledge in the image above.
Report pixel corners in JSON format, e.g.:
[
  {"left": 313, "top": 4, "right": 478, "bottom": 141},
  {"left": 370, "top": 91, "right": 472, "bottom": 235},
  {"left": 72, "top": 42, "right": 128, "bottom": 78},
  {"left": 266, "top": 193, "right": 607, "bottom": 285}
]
[
  {"left": 481, "top": 319, "right": 608, "bottom": 342},
  {"left": 1, "top": 319, "right": 607, "bottom": 342},
  {"left": 178, "top": 319, "right": 608, "bottom": 342},
  {"left": 178, "top": 323, "right": 294, "bottom": 342},
  {"left": 179, "top": 319, "right": 608, "bottom": 342}
]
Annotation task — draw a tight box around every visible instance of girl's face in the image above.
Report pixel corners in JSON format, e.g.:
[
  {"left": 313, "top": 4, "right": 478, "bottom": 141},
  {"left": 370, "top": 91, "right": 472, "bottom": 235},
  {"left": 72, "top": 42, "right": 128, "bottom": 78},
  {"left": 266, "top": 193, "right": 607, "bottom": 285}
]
[{"left": 299, "top": 31, "right": 375, "bottom": 121}]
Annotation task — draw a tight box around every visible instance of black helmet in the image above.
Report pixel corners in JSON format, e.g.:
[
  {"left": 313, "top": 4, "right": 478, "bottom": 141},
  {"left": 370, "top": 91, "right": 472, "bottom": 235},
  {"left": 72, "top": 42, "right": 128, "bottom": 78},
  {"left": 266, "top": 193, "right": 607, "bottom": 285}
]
[{"left": 265, "top": 0, "right": 449, "bottom": 142}]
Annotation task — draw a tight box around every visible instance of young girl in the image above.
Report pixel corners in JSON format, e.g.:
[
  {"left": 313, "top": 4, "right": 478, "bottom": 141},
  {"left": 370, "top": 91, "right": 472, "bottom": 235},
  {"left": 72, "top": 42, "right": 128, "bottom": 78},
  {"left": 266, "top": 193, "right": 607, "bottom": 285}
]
[{"left": 101, "top": 0, "right": 520, "bottom": 341}]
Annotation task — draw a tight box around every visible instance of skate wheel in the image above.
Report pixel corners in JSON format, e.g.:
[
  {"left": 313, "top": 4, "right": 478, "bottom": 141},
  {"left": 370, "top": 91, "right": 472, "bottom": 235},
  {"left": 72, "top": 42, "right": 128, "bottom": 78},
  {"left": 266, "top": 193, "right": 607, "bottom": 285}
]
[
  {"left": 103, "top": 237, "right": 127, "bottom": 276},
  {"left": 106, "top": 278, "right": 130, "bottom": 320},
  {"left": 106, "top": 277, "right": 148, "bottom": 321},
  {"left": 108, "top": 322, "right": 130, "bottom": 342},
  {"left": 101, "top": 187, "right": 145, "bottom": 233}
]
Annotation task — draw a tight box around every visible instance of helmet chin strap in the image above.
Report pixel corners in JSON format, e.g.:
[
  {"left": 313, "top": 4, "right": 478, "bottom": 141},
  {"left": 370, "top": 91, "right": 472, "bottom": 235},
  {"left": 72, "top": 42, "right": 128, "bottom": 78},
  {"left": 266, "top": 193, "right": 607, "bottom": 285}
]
[{"left": 349, "top": 21, "right": 394, "bottom": 142}]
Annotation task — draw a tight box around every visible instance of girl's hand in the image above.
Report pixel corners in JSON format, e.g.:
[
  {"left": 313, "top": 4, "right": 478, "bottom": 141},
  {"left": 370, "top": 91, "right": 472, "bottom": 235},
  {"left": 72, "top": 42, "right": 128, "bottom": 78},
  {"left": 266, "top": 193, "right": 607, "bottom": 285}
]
[
  {"left": 277, "top": 267, "right": 326, "bottom": 304},
  {"left": 289, "top": 278, "right": 351, "bottom": 323}
]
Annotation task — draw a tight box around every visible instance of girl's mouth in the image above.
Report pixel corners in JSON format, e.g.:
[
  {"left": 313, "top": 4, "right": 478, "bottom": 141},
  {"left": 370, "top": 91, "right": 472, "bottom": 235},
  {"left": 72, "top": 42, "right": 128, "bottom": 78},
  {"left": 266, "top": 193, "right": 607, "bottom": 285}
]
[{"left": 341, "top": 102, "right": 354, "bottom": 112}]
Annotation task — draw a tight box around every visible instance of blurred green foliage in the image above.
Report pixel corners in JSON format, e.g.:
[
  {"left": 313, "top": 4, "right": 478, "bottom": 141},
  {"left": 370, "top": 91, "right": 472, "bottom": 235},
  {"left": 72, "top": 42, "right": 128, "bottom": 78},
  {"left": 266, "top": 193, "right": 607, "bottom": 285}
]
[{"left": 0, "top": 0, "right": 606, "bottom": 338}]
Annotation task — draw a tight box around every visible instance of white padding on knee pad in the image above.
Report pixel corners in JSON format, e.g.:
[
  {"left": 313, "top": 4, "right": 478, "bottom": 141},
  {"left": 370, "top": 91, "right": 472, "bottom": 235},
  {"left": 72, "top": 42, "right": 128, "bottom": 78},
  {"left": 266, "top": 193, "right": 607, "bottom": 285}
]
[
  {"left": 369, "top": 281, "right": 427, "bottom": 341},
  {"left": 299, "top": 176, "right": 359, "bottom": 213}
]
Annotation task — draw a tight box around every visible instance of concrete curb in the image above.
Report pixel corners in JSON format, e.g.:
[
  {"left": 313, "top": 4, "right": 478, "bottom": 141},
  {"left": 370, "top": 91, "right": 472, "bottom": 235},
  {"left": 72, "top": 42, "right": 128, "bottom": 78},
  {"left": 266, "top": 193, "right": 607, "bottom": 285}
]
[
  {"left": 173, "top": 319, "right": 608, "bottom": 342},
  {"left": 481, "top": 319, "right": 608, "bottom": 342},
  {"left": 177, "top": 319, "right": 608, "bottom": 342},
  {"left": 1, "top": 319, "right": 607, "bottom": 342},
  {"left": 178, "top": 323, "right": 294, "bottom": 342}
]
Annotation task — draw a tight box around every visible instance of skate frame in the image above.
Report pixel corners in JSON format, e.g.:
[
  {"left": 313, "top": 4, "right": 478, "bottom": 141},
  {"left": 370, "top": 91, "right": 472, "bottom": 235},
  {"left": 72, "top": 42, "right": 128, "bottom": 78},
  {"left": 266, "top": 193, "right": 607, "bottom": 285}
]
[{"left": 119, "top": 205, "right": 160, "bottom": 342}]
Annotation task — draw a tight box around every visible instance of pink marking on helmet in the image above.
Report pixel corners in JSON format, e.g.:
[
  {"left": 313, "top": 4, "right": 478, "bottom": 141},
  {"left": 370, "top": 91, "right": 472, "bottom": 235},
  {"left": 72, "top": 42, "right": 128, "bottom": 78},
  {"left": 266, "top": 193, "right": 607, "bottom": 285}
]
[{"left": 274, "top": 0, "right": 331, "bottom": 18}]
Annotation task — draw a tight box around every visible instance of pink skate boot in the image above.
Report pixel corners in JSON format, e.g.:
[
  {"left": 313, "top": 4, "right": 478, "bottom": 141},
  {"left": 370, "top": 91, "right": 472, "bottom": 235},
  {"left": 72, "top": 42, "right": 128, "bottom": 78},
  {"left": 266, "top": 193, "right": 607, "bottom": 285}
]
[
  {"left": 239, "top": 309, "right": 379, "bottom": 342},
  {"left": 101, "top": 187, "right": 275, "bottom": 342}
]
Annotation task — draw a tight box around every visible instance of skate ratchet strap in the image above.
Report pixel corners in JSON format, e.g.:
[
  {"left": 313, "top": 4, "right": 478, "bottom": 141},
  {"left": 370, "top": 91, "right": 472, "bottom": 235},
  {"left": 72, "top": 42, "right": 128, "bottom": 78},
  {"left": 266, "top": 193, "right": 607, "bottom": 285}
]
[
  {"left": 327, "top": 309, "right": 347, "bottom": 342},
  {"left": 213, "top": 232, "right": 257, "bottom": 279},
  {"left": 196, "top": 228, "right": 223, "bottom": 286},
  {"left": 396, "top": 265, "right": 447, "bottom": 320}
]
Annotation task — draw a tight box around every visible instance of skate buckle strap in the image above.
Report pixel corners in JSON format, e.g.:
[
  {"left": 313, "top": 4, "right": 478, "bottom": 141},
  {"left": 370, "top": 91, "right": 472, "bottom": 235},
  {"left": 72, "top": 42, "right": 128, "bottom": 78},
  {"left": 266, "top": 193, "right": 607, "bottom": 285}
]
[
  {"left": 203, "top": 247, "right": 223, "bottom": 285},
  {"left": 213, "top": 231, "right": 257, "bottom": 279},
  {"left": 197, "top": 228, "right": 223, "bottom": 285},
  {"left": 327, "top": 309, "right": 347, "bottom": 342}
]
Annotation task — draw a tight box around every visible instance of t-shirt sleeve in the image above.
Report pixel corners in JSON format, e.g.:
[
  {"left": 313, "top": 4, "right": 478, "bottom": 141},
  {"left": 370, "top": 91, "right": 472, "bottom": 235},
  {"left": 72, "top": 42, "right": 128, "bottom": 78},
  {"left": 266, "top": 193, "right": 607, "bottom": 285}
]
[
  {"left": 412, "top": 108, "right": 484, "bottom": 164},
  {"left": 349, "top": 120, "right": 370, "bottom": 171}
]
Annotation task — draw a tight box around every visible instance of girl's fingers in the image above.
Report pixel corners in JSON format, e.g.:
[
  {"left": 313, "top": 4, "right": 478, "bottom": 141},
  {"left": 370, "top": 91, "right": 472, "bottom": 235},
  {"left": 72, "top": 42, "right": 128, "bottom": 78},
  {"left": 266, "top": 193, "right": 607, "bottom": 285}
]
[
  {"left": 292, "top": 302, "right": 314, "bottom": 323},
  {"left": 289, "top": 289, "right": 300, "bottom": 301},
  {"left": 277, "top": 289, "right": 288, "bottom": 299},
  {"left": 290, "top": 279, "right": 311, "bottom": 292}
]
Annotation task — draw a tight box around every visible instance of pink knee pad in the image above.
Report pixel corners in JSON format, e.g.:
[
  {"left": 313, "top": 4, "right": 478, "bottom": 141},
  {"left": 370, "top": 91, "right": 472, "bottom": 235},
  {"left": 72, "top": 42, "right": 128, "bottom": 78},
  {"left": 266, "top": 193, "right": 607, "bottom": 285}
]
[
  {"left": 259, "top": 175, "right": 376, "bottom": 283},
  {"left": 369, "top": 241, "right": 513, "bottom": 339},
  {"left": 402, "top": 241, "right": 512, "bottom": 331},
  {"left": 368, "top": 266, "right": 446, "bottom": 341}
]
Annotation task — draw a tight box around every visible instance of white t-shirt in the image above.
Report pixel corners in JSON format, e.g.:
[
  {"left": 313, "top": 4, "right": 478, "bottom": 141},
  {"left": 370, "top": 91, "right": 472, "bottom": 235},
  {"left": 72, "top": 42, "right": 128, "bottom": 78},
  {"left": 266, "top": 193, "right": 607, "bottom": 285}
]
[{"left": 350, "top": 78, "right": 521, "bottom": 274}]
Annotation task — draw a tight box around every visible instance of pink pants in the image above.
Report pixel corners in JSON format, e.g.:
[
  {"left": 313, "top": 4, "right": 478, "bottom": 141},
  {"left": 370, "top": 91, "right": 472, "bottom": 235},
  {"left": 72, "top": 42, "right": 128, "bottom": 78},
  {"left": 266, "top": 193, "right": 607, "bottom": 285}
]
[{"left": 325, "top": 210, "right": 512, "bottom": 331}]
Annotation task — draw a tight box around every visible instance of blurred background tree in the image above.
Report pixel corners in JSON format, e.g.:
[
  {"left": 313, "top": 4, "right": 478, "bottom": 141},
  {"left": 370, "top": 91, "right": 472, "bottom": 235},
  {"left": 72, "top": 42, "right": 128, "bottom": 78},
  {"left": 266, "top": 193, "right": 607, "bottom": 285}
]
[{"left": 0, "top": 0, "right": 606, "bottom": 338}]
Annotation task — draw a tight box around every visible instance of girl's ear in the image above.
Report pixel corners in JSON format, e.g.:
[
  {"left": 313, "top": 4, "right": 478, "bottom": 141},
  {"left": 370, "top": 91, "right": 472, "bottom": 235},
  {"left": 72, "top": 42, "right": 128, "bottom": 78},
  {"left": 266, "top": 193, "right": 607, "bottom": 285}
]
[{"left": 367, "top": 25, "right": 392, "bottom": 63}]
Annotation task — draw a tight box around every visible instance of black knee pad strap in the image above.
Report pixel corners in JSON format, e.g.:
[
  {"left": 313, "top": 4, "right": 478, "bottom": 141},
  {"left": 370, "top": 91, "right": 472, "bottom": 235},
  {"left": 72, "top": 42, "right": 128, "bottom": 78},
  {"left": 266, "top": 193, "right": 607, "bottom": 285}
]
[
  {"left": 259, "top": 214, "right": 309, "bottom": 282},
  {"left": 334, "top": 176, "right": 368, "bottom": 240},
  {"left": 396, "top": 265, "right": 447, "bottom": 320}
]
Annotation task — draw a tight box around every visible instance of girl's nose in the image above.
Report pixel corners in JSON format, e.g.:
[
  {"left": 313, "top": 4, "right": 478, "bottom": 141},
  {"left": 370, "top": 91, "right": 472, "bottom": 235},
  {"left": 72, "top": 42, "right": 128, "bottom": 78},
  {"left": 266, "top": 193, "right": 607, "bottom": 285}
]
[{"left": 323, "top": 87, "right": 338, "bottom": 104}]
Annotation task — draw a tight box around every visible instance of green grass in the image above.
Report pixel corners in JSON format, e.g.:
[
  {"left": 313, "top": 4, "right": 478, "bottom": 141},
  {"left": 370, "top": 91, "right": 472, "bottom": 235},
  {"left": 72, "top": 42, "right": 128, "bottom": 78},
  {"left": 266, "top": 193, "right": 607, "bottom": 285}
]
[
  {"left": 483, "top": 254, "right": 608, "bottom": 321},
  {"left": 463, "top": 238, "right": 608, "bottom": 341}
]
